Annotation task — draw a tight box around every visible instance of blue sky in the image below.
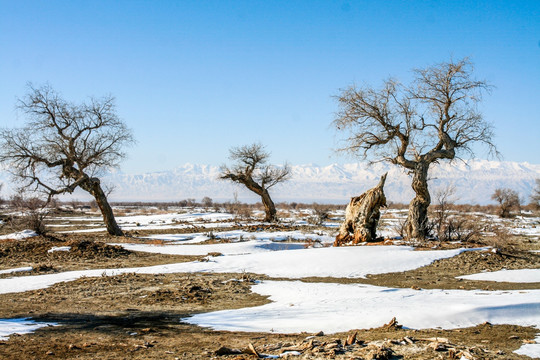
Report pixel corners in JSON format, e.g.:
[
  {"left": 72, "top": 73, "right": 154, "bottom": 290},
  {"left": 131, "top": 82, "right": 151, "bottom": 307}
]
[{"left": 1, "top": 0, "right": 539, "bottom": 174}]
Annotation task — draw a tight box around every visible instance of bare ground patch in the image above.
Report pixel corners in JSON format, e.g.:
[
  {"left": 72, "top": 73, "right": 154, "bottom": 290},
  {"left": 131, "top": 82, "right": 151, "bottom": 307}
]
[{"left": 0, "top": 235, "right": 203, "bottom": 276}]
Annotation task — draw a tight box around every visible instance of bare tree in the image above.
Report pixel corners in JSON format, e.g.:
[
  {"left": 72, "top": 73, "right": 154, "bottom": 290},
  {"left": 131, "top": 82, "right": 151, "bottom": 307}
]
[
  {"left": 0, "top": 85, "right": 134, "bottom": 236},
  {"left": 220, "top": 143, "right": 291, "bottom": 222},
  {"left": 491, "top": 188, "right": 520, "bottom": 218},
  {"left": 432, "top": 184, "right": 456, "bottom": 240},
  {"left": 334, "top": 59, "right": 496, "bottom": 239},
  {"left": 201, "top": 196, "right": 213, "bottom": 208}
]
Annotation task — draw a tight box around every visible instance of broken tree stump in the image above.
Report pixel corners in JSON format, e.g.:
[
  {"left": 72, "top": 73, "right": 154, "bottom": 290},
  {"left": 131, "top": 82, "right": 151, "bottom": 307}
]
[{"left": 334, "top": 173, "right": 388, "bottom": 246}]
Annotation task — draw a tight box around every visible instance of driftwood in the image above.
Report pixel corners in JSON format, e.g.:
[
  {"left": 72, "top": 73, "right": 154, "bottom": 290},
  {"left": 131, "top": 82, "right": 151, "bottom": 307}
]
[{"left": 334, "top": 173, "right": 388, "bottom": 246}]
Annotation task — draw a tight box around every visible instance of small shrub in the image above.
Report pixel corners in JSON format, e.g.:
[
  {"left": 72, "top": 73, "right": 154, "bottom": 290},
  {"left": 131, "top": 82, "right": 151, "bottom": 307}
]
[
  {"left": 438, "top": 215, "right": 482, "bottom": 243},
  {"left": 483, "top": 224, "right": 514, "bottom": 252},
  {"left": 308, "top": 203, "right": 330, "bottom": 225},
  {"left": 391, "top": 217, "right": 408, "bottom": 239},
  {"left": 9, "top": 192, "right": 50, "bottom": 235}
]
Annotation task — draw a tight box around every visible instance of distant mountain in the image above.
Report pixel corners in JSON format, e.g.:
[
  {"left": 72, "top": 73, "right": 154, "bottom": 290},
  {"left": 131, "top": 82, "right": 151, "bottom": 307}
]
[
  {"left": 102, "top": 160, "right": 540, "bottom": 205},
  {"left": 1, "top": 160, "right": 539, "bottom": 204}
]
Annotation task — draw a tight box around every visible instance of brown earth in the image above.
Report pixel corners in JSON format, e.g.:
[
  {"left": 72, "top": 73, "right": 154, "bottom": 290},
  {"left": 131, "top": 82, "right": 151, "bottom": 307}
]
[
  {"left": 0, "top": 230, "right": 539, "bottom": 359},
  {"left": 0, "top": 235, "right": 203, "bottom": 277}
]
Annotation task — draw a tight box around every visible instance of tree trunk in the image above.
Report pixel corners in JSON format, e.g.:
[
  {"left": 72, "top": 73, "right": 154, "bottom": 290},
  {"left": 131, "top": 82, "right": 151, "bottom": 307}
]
[
  {"left": 261, "top": 189, "right": 277, "bottom": 222},
  {"left": 405, "top": 162, "right": 430, "bottom": 240},
  {"left": 335, "top": 173, "right": 387, "bottom": 246},
  {"left": 81, "top": 177, "right": 124, "bottom": 236}
]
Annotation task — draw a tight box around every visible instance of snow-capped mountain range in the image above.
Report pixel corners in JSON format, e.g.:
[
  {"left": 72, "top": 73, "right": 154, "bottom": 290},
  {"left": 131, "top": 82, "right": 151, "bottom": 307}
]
[
  {"left": 1, "top": 160, "right": 539, "bottom": 205},
  {"left": 102, "top": 160, "right": 539, "bottom": 204}
]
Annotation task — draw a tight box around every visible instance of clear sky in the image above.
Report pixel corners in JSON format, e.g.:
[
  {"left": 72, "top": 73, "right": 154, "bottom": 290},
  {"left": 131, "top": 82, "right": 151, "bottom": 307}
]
[{"left": 1, "top": 0, "right": 539, "bottom": 174}]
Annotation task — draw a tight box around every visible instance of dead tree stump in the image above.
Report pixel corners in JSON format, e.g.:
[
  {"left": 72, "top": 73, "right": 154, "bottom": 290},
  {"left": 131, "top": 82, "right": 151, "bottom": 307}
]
[{"left": 334, "top": 173, "right": 387, "bottom": 246}]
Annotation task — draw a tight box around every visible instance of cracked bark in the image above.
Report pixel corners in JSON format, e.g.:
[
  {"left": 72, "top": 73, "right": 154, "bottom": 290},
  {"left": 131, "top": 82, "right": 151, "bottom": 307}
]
[
  {"left": 405, "top": 162, "right": 430, "bottom": 239},
  {"left": 335, "top": 173, "right": 387, "bottom": 246},
  {"left": 79, "top": 177, "right": 123, "bottom": 236}
]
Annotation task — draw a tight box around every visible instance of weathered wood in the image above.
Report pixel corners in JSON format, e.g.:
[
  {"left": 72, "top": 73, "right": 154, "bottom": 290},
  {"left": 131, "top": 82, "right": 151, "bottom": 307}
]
[
  {"left": 335, "top": 173, "right": 387, "bottom": 246},
  {"left": 382, "top": 317, "right": 402, "bottom": 330},
  {"left": 345, "top": 332, "right": 357, "bottom": 346},
  {"left": 404, "top": 162, "right": 430, "bottom": 240},
  {"left": 247, "top": 343, "right": 261, "bottom": 358}
]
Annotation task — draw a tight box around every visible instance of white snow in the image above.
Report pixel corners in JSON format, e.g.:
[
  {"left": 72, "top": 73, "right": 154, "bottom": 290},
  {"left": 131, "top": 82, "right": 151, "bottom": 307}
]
[
  {"left": 112, "top": 230, "right": 334, "bottom": 255},
  {"left": 458, "top": 269, "right": 540, "bottom": 283},
  {"left": 143, "top": 246, "right": 474, "bottom": 279},
  {"left": 202, "top": 229, "right": 334, "bottom": 243},
  {"left": 47, "top": 246, "right": 71, "bottom": 253},
  {"left": 142, "top": 233, "right": 212, "bottom": 244},
  {"left": 184, "top": 280, "right": 540, "bottom": 332},
  {"left": 0, "top": 246, "right": 473, "bottom": 295},
  {"left": 142, "top": 229, "right": 334, "bottom": 244},
  {"left": 115, "top": 240, "right": 306, "bottom": 256},
  {"left": 0, "top": 318, "right": 55, "bottom": 341},
  {"left": 0, "top": 266, "right": 33, "bottom": 275},
  {"left": 0, "top": 230, "right": 38, "bottom": 240},
  {"left": 515, "top": 335, "right": 540, "bottom": 358},
  {"left": 61, "top": 212, "right": 236, "bottom": 233}
]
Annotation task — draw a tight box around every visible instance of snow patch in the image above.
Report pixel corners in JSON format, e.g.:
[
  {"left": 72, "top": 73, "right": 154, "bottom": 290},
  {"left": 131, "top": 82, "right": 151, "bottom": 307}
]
[
  {"left": 0, "top": 267, "right": 33, "bottom": 275},
  {"left": 0, "top": 230, "right": 38, "bottom": 240},
  {"left": 515, "top": 334, "right": 540, "bottom": 358},
  {"left": 47, "top": 246, "right": 71, "bottom": 253},
  {"left": 458, "top": 269, "right": 540, "bottom": 283},
  {"left": 0, "top": 246, "right": 476, "bottom": 295},
  {"left": 0, "top": 318, "right": 55, "bottom": 340},
  {"left": 184, "top": 280, "right": 540, "bottom": 333},
  {"left": 114, "top": 240, "right": 306, "bottom": 256}
]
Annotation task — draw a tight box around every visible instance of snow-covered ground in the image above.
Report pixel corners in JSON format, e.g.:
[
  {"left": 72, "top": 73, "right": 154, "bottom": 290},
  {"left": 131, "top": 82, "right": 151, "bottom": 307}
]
[
  {"left": 459, "top": 268, "right": 540, "bottom": 283},
  {"left": 0, "top": 246, "right": 473, "bottom": 294},
  {"left": 55, "top": 211, "right": 236, "bottom": 233},
  {"left": 142, "top": 229, "right": 335, "bottom": 244},
  {"left": 0, "top": 318, "right": 55, "bottom": 341},
  {"left": 47, "top": 246, "right": 71, "bottom": 253},
  {"left": 0, "top": 230, "right": 38, "bottom": 240},
  {"left": 184, "top": 281, "right": 540, "bottom": 356},
  {"left": 185, "top": 280, "right": 540, "bottom": 332},
  {"left": 0, "top": 266, "right": 32, "bottom": 276},
  {"left": 113, "top": 245, "right": 478, "bottom": 279},
  {"left": 516, "top": 335, "right": 540, "bottom": 358},
  {"left": 115, "top": 240, "right": 307, "bottom": 256}
]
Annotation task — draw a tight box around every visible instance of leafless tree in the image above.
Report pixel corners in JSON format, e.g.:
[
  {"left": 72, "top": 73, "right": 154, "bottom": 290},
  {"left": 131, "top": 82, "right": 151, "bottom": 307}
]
[
  {"left": 491, "top": 188, "right": 520, "bottom": 218},
  {"left": 432, "top": 184, "right": 456, "bottom": 240},
  {"left": 531, "top": 179, "right": 540, "bottom": 210},
  {"left": 201, "top": 196, "right": 213, "bottom": 208},
  {"left": 0, "top": 85, "right": 134, "bottom": 236},
  {"left": 334, "top": 59, "right": 496, "bottom": 239},
  {"left": 220, "top": 143, "right": 291, "bottom": 222}
]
